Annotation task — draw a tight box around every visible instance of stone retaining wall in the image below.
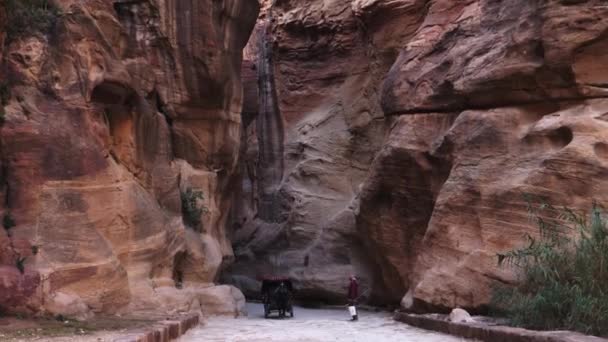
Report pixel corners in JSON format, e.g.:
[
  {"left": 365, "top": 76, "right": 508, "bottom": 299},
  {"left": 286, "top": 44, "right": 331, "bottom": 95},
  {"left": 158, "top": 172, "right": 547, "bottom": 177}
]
[
  {"left": 394, "top": 312, "right": 607, "bottom": 342},
  {"left": 113, "top": 315, "right": 199, "bottom": 342}
]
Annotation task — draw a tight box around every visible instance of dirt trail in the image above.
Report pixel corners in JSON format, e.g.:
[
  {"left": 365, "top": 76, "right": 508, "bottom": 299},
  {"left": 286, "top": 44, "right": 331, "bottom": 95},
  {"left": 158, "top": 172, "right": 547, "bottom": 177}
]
[{"left": 179, "top": 303, "right": 471, "bottom": 342}]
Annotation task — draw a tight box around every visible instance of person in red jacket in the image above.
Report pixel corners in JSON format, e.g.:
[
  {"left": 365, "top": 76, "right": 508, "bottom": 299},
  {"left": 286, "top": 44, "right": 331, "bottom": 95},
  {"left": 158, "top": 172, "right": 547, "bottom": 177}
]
[{"left": 347, "top": 275, "right": 359, "bottom": 321}]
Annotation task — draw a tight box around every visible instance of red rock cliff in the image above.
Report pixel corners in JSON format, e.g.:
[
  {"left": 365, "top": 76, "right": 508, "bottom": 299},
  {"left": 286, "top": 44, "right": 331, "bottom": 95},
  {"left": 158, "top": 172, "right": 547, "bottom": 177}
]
[
  {"left": 0, "top": 0, "right": 258, "bottom": 318},
  {"left": 228, "top": 0, "right": 608, "bottom": 311}
]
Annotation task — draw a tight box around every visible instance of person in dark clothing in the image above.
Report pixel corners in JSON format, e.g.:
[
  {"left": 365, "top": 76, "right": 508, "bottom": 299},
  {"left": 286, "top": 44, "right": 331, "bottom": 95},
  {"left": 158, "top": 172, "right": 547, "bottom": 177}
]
[
  {"left": 274, "top": 282, "right": 290, "bottom": 318},
  {"left": 347, "top": 275, "right": 359, "bottom": 321}
]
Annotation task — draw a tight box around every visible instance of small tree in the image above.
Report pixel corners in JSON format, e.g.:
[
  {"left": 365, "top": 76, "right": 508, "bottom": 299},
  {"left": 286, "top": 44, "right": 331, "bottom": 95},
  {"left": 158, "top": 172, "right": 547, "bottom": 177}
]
[
  {"left": 493, "top": 195, "right": 608, "bottom": 336},
  {"left": 180, "top": 188, "right": 208, "bottom": 232}
]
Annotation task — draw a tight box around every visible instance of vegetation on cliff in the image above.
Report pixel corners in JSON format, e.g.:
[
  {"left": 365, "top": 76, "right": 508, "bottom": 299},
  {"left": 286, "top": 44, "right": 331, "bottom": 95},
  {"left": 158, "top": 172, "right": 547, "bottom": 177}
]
[
  {"left": 5, "top": 0, "right": 59, "bottom": 43},
  {"left": 493, "top": 197, "right": 608, "bottom": 336},
  {"left": 181, "top": 188, "right": 208, "bottom": 232}
]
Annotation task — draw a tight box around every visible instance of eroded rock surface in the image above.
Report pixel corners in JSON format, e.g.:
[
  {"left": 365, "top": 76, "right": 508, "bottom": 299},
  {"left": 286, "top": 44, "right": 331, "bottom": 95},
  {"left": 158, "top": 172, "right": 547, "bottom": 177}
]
[
  {"left": 4, "top": 0, "right": 608, "bottom": 317},
  {"left": 227, "top": 0, "right": 608, "bottom": 312},
  {"left": 226, "top": 0, "right": 424, "bottom": 303},
  {"left": 368, "top": 0, "right": 608, "bottom": 311},
  {"left": 0, "top": 0, "right": 258, "bottom": 317}
]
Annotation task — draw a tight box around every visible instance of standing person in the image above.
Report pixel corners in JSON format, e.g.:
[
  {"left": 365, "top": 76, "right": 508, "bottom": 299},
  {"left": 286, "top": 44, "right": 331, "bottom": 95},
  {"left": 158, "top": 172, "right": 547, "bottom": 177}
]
[{"left": 347, "top": 275, "right": 359, "bottom": 321}]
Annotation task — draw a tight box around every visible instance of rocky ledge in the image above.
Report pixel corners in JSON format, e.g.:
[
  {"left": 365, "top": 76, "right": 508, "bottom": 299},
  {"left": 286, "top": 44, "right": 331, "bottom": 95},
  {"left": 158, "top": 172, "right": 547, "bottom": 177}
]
[{"left": 395, "top": 312, "right": 607, "bottom": 342}]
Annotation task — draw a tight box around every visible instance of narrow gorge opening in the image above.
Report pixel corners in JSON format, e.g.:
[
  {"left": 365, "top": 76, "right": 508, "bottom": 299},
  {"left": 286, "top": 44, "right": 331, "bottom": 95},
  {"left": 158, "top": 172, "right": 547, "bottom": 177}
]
[{"left": 222, "top": 0, "right": 434, "bottom": 310}]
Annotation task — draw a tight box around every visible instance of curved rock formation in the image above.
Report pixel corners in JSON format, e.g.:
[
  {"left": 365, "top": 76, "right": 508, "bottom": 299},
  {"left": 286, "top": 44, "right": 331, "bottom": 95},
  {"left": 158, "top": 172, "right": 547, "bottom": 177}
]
[
  {"left": 369, "top": 0, "right": 608, "bottom": 311},
  {"left": 4, "top": 0, "right": 608, "bottom": 317},
  {"left": 0, "top": 0, "right": 258, "bottom": 317},
  {"left": 226, "top": 0, "right": 425, "bottom": 303},
  {"left": 227, "top": 0, "right": 608, "bottom": 312}
]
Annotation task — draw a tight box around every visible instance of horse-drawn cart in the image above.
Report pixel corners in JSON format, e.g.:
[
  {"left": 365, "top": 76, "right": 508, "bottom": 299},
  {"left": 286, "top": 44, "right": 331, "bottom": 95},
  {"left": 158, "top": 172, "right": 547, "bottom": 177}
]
[{"left": 261, "top": 278, "right": 294, "bottom": 318}]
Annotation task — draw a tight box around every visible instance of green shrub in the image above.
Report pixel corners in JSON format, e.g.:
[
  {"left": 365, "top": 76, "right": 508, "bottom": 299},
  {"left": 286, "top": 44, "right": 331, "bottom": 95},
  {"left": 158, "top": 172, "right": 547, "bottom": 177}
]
[
  {"left": 0, "top": 83, "right": 10, "bottom": 106},
  {"left": 493, "top": 196, "right": 608, "bottom": 336},
  {"left": 180, "top": 188, "right": 208, "bottom": 232},
  {"left": 3, "top": 213, "right": 16, "bottom": 231},
  {"left": 5, "top": 0, "right": 60, "bottom": 43}
]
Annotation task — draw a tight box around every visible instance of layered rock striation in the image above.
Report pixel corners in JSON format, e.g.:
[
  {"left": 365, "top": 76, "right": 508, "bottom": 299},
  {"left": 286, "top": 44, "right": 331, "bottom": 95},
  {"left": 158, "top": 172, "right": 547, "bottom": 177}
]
[
  {"left": 227, "top": 0, "right": 608, "bottom": 311},
  {"left": 3, "top": 0, "right": 608, "bottom": 317},
  {"left": 375, "top": 0, "right": 608, "bottom": 312},
  {"left": 0, "top": 0, "right": 258, "bottom": 318},
  {"left": 226, "top": 0, "right": 426, "bottom": 303}
]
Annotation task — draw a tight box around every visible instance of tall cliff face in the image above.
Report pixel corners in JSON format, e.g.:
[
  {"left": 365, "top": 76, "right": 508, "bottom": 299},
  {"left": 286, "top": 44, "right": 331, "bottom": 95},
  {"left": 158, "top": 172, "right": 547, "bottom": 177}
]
[
  {"left": 374, "top": 0, "right": 608, "bottom": 312},
  {"left": 227, "top": 0, "right": 427, "bottom": 302},
  {"left": 228, "top": 0, "right": 608, "bottom": 310},
  {"left": 0, "top": 0, "right": 258, "bottom": 317}
]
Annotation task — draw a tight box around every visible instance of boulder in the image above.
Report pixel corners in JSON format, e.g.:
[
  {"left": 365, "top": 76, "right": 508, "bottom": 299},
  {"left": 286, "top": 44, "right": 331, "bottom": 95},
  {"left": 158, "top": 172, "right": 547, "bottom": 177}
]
[
  {"left": 138, "top": 285, "right": 247, "bottom": 318},
  {"left": 44, "top": 292, "right": 94, "bottom": 321},
  {"left": 448, "top": 308, "right": 474, "bottom": 324},
  {"left": 197, "top": 285, "right": 247, "bottom": 318}
]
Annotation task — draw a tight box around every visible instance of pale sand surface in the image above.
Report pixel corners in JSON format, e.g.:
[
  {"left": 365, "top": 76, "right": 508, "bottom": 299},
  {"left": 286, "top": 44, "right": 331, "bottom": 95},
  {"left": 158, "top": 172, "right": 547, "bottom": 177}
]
[{"left": 179, "top": 303, "right": 472, "bottom": 342}]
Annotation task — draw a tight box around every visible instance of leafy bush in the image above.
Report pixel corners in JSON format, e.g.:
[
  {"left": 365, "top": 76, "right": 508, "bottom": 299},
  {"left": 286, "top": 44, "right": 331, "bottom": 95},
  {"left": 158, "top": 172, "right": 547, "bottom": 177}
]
[
  {"left": 493, "top": 196, "right": 608, "bottom": 336},
  {"left": 5, "top": 0, "right": 60, "bottom": 43},
  {"left": 3, "top": 213, "right": 16, "bottom": 231},
  {"left": 180, "top": 188, "right": 208, "bottom": 232}
]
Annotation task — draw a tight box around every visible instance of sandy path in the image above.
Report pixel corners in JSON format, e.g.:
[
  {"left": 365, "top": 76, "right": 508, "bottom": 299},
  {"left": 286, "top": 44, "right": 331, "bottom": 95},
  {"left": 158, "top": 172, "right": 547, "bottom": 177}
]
[{"left": 179, "top": 303, "right": 471, "bottom": 342}]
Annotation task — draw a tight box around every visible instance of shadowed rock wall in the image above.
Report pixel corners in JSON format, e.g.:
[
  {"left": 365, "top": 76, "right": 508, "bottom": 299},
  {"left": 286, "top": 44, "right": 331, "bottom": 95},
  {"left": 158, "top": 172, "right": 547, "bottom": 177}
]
[{"left": 226, "top": 0, "right": 427, "bottom": 303}]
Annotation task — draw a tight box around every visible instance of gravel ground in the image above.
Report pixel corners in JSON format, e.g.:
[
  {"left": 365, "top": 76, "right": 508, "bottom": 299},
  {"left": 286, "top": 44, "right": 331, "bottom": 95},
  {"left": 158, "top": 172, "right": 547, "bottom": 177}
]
[
  {"left": 179, "top": 303, "right": 472, "bottom": 342},
  {"left": 0, "top": 316, "right": 155, "bottom": 342}
]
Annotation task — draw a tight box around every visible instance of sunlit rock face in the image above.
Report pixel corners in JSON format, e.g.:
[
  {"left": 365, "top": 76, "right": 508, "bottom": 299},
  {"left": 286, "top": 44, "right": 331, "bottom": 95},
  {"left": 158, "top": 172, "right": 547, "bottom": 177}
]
[
  {"left": 228, "top": 0, "right": 608, "bottom": 310},
  {"left": 0, "top": 0, "right": 258, "bottom": 317},
  {"left": 369, "top": 0, "right": 608, "bottom": 311}
]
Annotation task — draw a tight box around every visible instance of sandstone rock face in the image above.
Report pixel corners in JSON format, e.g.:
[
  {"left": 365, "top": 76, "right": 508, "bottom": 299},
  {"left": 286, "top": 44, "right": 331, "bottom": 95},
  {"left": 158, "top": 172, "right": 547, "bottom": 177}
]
[
  {"left": 4, "top": 0, "right": 608, "bottom": 316},
  {"left": 0, "top": 0, "right": 258, "bottom": 317},
  {"left": 226, "top": 0, "right": 427, "bottom": 303},
  {"left": 367, "top": 0, "right": 608, "bottom": 311},
  {"left": 145, "top": 284, "right": 246, "bottom": 318},
  {"left": 227, "top": 0, "right": 608, "bottom": 312}
]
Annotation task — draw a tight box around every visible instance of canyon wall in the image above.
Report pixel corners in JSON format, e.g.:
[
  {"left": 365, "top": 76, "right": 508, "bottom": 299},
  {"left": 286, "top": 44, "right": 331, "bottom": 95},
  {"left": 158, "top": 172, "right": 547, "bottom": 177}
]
[
  {"left": 226, "top": 0, "right": 422, "bottom": 303},
  {"left": 0, "top": 0, "right": 258, "bottom": 318},
  {"left": 3, "top": 0, "right": 608, "bottom": 317},
  {"left": 227, "top": 0, "right": 608, "bottom": 311}
]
